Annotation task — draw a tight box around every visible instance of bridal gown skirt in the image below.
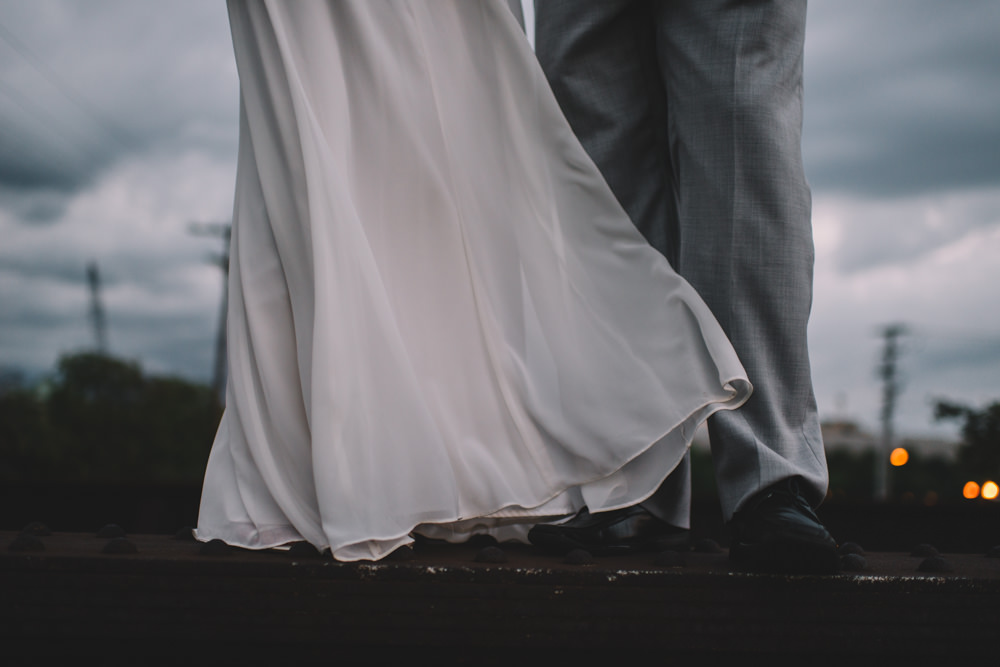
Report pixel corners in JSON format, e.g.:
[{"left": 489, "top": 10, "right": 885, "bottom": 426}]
[{"left": 196, "top": 0, "right": 752, "bottom": 561}]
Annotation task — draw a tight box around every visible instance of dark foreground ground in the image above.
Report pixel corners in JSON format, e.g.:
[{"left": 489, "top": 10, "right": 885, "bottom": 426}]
[
  {"left": 4, "top": 484, "right": 1000, "bottom": 664},
  {"left": 4, "top": 526, "right": 999, "bottom": 666}
]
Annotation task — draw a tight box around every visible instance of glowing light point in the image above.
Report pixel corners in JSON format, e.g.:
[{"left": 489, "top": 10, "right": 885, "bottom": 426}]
[
  {"left": 963, "top": 481, "right": 981, "bottom": 499},
  {"left": 982, "top": 481, "right": 999, "bottom": 500},
  {"left": 889, "top": 447, "right": 909, "bottom": 467}
]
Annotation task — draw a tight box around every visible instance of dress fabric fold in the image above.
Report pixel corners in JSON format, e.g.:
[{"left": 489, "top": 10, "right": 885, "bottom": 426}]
[{"left": 196, "top": 0, "right": 751, "bottom": 561}]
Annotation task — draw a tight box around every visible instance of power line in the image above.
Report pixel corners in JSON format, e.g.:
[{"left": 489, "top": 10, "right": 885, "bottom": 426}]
[
  {"left": 86, "top": 261, "right": 108, "bottom": 354},
  {"left": 190, "top": 221, "right": 231, "bottom": 405},
  {"left": 0, "top": 79, "right": 97, "bottom": 166},
  {"left": 0, "top": 19, "right": 134, "bottom": 151},
  {"left": 875, "top": 323, "right": 908, "bottom": 502}
]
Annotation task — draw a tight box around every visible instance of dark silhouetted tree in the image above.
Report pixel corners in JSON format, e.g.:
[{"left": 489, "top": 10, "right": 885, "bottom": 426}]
[
  {"left": 0, "top": 352, "right": 222, "bottom": 483},
  {"left": 934, "top": 400, "right": 1000, "bottom": 479}
]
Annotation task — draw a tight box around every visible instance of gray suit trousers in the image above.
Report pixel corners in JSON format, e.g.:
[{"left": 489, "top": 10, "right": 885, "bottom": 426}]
[{"left": 534, "top": 0, "right": 828, "bottom": 523}]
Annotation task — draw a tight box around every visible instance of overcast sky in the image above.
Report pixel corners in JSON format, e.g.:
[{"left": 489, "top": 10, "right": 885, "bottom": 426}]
[{"left": 0, "top": 1, "right": 998, "bottom": 441}]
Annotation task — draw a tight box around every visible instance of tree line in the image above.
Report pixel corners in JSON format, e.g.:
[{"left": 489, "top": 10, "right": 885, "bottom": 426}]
[
  {"left": 1, "top": 351, "right": 997, "bottom": 501},
  {"left": 1, "top": 352, "right": 222, "bottom": 483}
]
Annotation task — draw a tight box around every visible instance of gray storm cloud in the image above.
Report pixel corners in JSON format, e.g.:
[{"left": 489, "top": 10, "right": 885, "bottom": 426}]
[
  {"left": 804, "top": 0, "right": 1000, "bottom": 198},
  {"left": 0, "top": 0, "right": 236, "bottom": 218}
]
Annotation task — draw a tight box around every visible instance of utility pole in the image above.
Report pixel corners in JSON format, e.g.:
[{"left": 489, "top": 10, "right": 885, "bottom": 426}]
[
  {"left": 190, "top": 222, "right": 232, "bottom": 405},
  {"left": 875, "top": 323, "right": 907, "bottom": 501},
  {"left": 86, "top": 261, "right": 108, "bottom": 354}
]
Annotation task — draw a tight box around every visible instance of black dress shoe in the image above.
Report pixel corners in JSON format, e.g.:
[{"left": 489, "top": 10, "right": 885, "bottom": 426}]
[
  {"left": 527, "top": 505, "right": 689, "bottom": 556},
  {"left": 728, "top": 478, "right": 839, "bottom": 574}
]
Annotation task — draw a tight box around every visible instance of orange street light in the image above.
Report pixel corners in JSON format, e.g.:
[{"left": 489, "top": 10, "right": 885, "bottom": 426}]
[
  {"left": 963, "top": 481, "right": 981, "bottom": 499},
  {"left": 982, "top": 481, "right": 999, "bottom": 500},
  {"left": 889, "top": 447, "right": 909, "bottom": 467}
]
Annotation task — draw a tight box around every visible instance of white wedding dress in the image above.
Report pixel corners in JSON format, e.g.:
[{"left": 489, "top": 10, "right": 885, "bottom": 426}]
[{"left": 196, "top": 0, "right": 751, "bottom": 561}]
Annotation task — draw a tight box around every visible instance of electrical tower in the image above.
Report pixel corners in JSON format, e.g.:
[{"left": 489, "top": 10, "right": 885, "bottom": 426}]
[
  {"left": 190, "top": 222, "right": 232, "bottom": 404},
  {"left": 86, "top": 261, "right": 108, "bottom": 354},
  {"left": 875, "top": 323, "right": 907, "bottom": 501}
]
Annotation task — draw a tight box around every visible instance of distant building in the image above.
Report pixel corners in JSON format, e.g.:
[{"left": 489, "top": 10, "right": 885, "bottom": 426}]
[{"left": 821, "top": 420, "right": 959, "bottom": 461}]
